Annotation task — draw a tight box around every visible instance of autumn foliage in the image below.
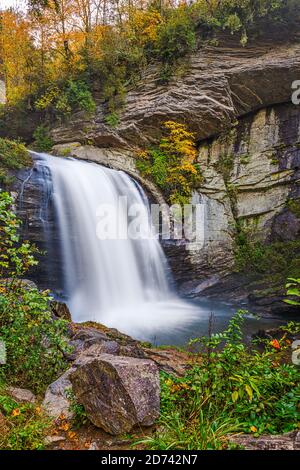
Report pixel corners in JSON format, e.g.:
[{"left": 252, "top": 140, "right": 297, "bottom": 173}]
[{"left": 137, "top": 120, "right": 202, "bottom": 205}]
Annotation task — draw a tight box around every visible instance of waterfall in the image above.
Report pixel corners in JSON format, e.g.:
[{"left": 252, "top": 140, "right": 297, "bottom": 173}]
[{"left": 26, "top": 152, "right": 198, "bottom": 340}]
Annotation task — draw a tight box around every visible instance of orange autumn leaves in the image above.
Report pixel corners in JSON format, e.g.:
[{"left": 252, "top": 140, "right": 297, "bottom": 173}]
[
  {"left": 270, "top": 339, "right": 281, "bottom": 350},
  {"left": 55, "top": 413, "right": 78, "bottom": 441}
]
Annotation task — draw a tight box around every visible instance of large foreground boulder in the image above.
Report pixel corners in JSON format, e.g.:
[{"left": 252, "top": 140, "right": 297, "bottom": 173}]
[{"left": 70, "top": 354, "right": 160, "bottom": 435}]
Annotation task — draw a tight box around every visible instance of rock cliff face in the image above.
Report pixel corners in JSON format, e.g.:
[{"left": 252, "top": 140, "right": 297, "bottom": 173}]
[
  {"left": 176, "top": 102, "right": 300, "bottom": 306},
  {"left": 51, "top": 41, "right": 300, "bottom": 148}
]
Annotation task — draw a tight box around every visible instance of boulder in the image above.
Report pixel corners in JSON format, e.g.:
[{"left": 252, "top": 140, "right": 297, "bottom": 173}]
[
  {"left": 230, "top": 431, "right": 300, "bottom": 450},
  {"left": 7, "top": 386, "right": 36, "bottom": 404},
  {"left": 70, "top": 354, "right": 160, "bottom": 435},
  {"left": 42, "top": 368, "right": 75, "bottom": 420}
]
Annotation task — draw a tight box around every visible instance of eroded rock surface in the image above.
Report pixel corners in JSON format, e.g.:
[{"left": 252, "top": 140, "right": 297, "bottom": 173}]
[
  {"left": 70, "top": 354, "right": 160, "bottom": 435},
  {"left": 51, "top": 42, "right": 300, "bottom": 148}
]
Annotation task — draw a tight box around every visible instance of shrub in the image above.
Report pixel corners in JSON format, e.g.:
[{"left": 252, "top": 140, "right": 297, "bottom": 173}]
[
  {"left": 104, "top": 112, "right": 119, "bottom": 127},
  {"left": 35, "top": 80, "right": 95, "bottom": 120},
  {"left": 0, "top": 192, "right": 70, "bottom": 393},
  {"left": 0, "top": 138, "right": 31, "bottom": 185},
  {"left": 139, "top": 310, "right": 300, "bottom": 450},
  {"left": 136, "top": 121, "right": 202, "bottom": 205},
  {"left": 234, "top": 233, "right": 300, "bottom": 276},
  {"left": 32, "top": 125, "right": 53, "bottom": 152},
  {"left": 156, "top": 7, "right": 196, "bottom": 63}
]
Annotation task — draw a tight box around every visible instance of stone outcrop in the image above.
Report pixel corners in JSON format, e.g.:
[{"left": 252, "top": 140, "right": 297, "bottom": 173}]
[
  {"left": 164, "top": 102, "right": 300, "bottom": 300},
  {"left": 42, "top": 368, "right": 75, "bottom": 420},
  {"left": 230, "top": 430, "right": 300, "bottom": 450},
  {"left": 7, "top": 387, "right": 36, "bottom": 404},
  {"left": 51, "top": 41, "right": 300, "bottom": 149},
  {"left": 70, "top": 353, "right": 160, "bottom": 435}
]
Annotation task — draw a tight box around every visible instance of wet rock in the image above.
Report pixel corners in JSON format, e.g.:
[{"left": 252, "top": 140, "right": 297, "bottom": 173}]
[
  {"left": 270, "top": 209, "right": 300, "bottom": 242},
  {"left": 72, "top": 327, "right": 110, "bottom": 345},
  {"left": 70, "top": 354, "right": 160, "bottom": 435},
  {"left": 7, "top": 386, "right": 36, "bottom": 404},
  {"left": 51, "top": 301, "right": 72, "bottom": 322}
]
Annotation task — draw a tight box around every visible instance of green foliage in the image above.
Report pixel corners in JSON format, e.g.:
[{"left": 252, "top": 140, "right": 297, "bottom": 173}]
[
  {"left": 284, "top": 278, "right": 300, "bottom": 306},
  {"left": 140, "top": 310, "right": 300, "bottom": 450},
  {"left": 0, "top": 192, "right": 70, "bottom": 393},
  {"left": 66, "top": 389, "right": 88, "bottom": 429},
  {"left": 32, "top": 125, "right": 53, "bottom": 152},
  {"left": 192, "top": 0, "right": 297, "bottom": 44},
  {"left": 234, "top": 228, "right": 300, "bottom": 278},
  {"left": 104, "top": 112, "right": 120, "bottom": 128},
  {"left": 0, "top": 390, "right": 50, "bottom": 450},
  {"left": 213, "top": 153, "right": 234, "bottom": 183},
  {"left": 156, "top": 7, "right": 196, "bottom": 64},
  {"left": 35, "top": 80, "right": 96, "bottom": 120},
  {"left": 0, "top": 287, "right": 70, "bottom": 394},
  {"left": 0, "top": 138, "right": 31, "bottom": 185}
]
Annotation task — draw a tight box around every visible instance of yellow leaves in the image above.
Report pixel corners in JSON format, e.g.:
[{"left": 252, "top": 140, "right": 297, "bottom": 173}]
[
  {"left": 136, "top": 150, "right": 149, "bottom": 160},
  {"left": 160, "top": 121, "right": 197, "bottom": 165},
  {"left": 250, "top": 425, "right": 257, "bottom": 433},
  {"left": 231, "top": 391, "right": 239, "bottom": 403},
  {"left": 165, "top": 378, "right": 190, "bottom": 393},
  {"left": 35, "top": 87, "right": 60, "bottom": 111},
  {"left": 137, "top": 120, "right": 200, "bottom": 205},
  {"left": 68, "top": 431, "right": 77, "bottom": 440},
  {"left": 11, "top": 408, "right": 21, "bottom": 417},
  {"left": 59, "top": 421, "right": 70, "bottom": 432},
  {"left": 165, "top": 378, "right": 173, "bottom": 387},
  {"left": 129, "top": 10, "right": 162, "bottom": 45},
  {"left": 245, "top": 384, "right": 253, "bottom": 402}
]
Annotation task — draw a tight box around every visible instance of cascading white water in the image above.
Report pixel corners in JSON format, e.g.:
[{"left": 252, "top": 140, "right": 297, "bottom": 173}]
[{"left": 30, "top": 152, "right": 198, "bottom": 340}]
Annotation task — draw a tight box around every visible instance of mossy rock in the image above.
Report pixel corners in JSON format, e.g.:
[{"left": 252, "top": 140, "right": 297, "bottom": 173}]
[{"left": 0, "top": 138, "right": 32, "bottom": 185}]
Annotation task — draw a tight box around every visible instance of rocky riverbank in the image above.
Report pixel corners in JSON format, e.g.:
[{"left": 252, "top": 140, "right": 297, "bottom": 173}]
[{"left": 1, "top": 299, "right": 298, "bottom": 451}]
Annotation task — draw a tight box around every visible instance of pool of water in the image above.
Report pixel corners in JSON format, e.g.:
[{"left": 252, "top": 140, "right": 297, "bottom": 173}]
[{"left": 145, "top": 298, "right": 289, "bottom": 347}]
